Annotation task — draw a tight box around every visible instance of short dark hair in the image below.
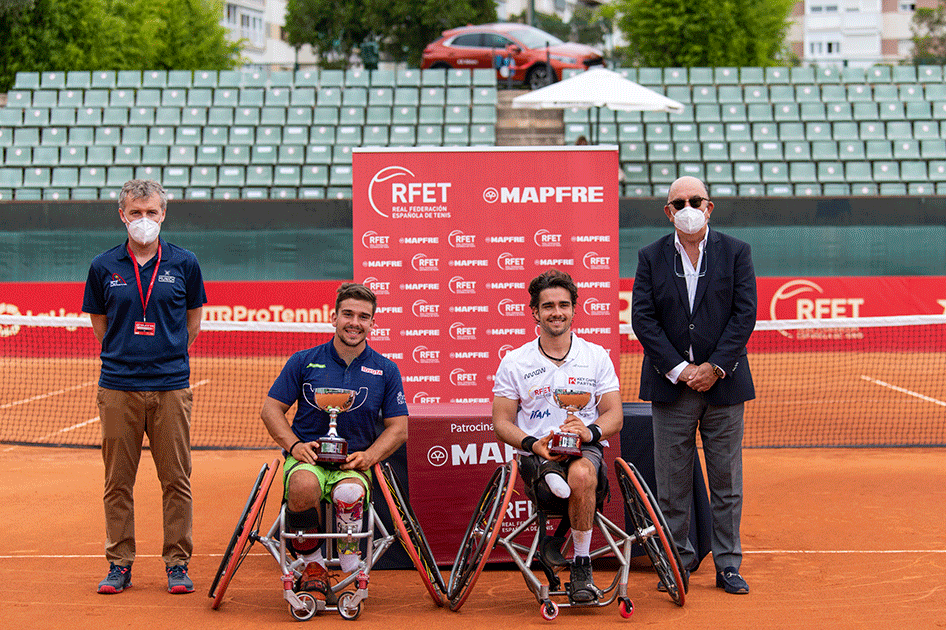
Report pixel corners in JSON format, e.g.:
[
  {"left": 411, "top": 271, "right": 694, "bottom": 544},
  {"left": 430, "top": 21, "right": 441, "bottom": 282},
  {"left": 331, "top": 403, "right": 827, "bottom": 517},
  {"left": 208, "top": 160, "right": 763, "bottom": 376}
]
[
  {"left": 119, "top": 179, "right": 167, "bottom": 212},
  {"left": 335, "top": 282, "right": 377, "bottom": 316},
  {"left": 528, "top": 269, "right": 578, "bottom": 309}
]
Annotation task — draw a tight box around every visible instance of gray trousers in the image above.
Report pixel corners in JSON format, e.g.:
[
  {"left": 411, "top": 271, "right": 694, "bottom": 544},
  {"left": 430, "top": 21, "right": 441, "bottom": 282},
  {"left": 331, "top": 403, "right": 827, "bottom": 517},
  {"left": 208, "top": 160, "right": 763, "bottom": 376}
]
[{"left": 652, "top": 387, "right": 744, "bottom": 572}]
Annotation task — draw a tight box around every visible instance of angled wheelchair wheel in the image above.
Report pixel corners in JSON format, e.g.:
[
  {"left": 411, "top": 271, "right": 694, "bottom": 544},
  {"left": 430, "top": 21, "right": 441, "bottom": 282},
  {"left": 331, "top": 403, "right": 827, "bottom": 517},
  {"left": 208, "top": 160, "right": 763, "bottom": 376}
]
[
  {"left": 374, "top": 461, "right": 447, "bottom": 606},
  {"left": 615, "top": 458, "right": 686, "bottom": 607},
  {"left": 447, "top": 459, "right": 518, "bottom": 612},
  {"left": 209, "top": 457, "right": 280, "bottom": 610}
]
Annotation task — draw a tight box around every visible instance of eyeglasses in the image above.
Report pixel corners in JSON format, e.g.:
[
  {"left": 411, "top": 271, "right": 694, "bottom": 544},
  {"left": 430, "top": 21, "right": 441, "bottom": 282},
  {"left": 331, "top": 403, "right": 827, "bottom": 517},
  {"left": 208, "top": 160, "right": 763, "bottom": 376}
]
[
  {"left": 674, "top": 249, "right": 707, "bottom": 278},
  {"left": 667, "top": 196, "right": 709, "bottom": 211}
]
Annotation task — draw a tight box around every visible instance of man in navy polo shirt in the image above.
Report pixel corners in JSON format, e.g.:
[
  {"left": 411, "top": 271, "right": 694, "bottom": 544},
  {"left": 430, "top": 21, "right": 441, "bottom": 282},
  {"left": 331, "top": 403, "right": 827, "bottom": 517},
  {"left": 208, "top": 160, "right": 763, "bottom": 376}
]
[
  {"left": 83, "top": 180, "right": 206, "bottom": 595},
  {"left": 261, "top": 282, "right": 408, "bottom": 602}
]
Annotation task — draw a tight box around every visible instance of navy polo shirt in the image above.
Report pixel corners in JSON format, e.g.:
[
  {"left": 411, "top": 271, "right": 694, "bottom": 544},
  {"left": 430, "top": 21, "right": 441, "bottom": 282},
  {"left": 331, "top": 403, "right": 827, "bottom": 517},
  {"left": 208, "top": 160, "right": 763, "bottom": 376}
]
[
  {"left": 82, "top": 238, "right": 207, "bottom": 391},
  {"left": 268, "top": 340, "right": 409, "bottom": 453}
]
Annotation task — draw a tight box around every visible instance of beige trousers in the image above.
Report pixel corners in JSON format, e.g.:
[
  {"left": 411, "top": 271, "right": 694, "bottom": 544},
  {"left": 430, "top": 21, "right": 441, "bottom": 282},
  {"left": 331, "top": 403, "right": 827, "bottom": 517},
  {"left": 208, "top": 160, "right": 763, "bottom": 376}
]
[{"left": 97, "top": 387, "right": 193, "bottom": 567}]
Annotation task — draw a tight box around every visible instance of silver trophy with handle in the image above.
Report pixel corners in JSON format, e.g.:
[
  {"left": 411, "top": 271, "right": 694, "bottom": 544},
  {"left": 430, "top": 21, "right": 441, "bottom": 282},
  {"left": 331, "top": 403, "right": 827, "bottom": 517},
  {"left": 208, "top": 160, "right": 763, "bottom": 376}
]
[
  {"left": 309, "top": 387, "right": 361, "bottom": 463},
  {"left": 549, "top": 386, "right": 594, "bottom": 457}
]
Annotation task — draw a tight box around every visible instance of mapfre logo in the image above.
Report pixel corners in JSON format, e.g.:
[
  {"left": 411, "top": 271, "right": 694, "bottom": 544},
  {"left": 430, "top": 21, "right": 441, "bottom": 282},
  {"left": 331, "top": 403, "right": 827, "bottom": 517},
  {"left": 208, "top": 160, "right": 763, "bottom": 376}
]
[
  {"left": 368, "top": 165, "right": 452, "bottom": 218},
  {"left": 498, "top": 299, "right": 527, "bottom": 317},
  {"left": 770, "top": 279, "right": 866, "bottom": 338},
  {"left": 362, "top": 277, "right": 390, "bottom": 295},
  {"left": 361, "top": 230, "right": 389, "bottom": 249},
  {"left": 582, "top": 251, "right": 611, "bottom": 270},
  {"left": 413, "top": 345, "right": 440, "bottom": 364},
  {"left": 450, "top": 368, "right": 478, "bottom": 386},
  {"left": 412, "top": 299, "right": 440, "bottom": 317},
  {"left": 448, "top": 230, "right": 476, "bottom": 248},
  {"left": 449, "top": 276, "right": 476, "bottom": 294},
  {"left": 583, "top": 297, "right": 612, "bottom": 316},
  {"left": 498, "top": 252, "right": 525, "bottom": 271},
  {"left": 449, "top": 322, "right": 477, "bottom": 340},
  {"left": 534, "top": 229, "right": 563, "bottom": 247},
  {"left": 412, "top": 253, "right": 439, "bottom": 272}
]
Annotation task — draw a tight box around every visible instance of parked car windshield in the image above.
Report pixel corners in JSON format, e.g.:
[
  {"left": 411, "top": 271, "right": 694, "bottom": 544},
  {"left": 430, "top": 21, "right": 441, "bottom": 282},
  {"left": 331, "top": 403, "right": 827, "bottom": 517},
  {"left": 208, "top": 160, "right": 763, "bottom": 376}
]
[{"left": 507, "top": 27, "right": 565, "bottom": 49}]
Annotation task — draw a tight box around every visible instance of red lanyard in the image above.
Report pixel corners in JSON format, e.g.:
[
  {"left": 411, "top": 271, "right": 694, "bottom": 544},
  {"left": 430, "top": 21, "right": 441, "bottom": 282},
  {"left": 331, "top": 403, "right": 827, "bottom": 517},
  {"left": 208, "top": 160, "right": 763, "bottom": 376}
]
[{"left": 127, "top": 241, "right": 161, "bottom": 322}]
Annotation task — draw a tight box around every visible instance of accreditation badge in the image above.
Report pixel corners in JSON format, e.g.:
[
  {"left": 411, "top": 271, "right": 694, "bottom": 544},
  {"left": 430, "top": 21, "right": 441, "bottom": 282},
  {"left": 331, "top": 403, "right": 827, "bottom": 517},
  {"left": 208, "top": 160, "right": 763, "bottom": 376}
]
[{"left": 134, "top": 321, "right": 156, "bottom": 336}]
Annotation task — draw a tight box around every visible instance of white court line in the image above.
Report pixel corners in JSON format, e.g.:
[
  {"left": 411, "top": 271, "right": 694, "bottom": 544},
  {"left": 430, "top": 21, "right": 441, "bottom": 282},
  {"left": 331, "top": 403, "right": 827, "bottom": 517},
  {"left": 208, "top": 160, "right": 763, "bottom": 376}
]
[
  {"left": 2, "top": 379, "right": 212, "bottom": 451},
  {"left": 860, "top": 375, "right": 946, "bottom": 407},
  {"left": 0, "top": 381, "right": 97, "bottom": 409},
  {"left": 2, "top": 550, "right": 945, "bottom": 560}
]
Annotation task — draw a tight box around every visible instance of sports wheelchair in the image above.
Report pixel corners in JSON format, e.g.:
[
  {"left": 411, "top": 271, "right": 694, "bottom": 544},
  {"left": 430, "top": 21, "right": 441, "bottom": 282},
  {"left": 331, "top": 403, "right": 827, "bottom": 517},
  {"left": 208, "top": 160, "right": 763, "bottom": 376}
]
[
  {"left": 208, "top": 458, "right": 447, "bottom": 620},
  {"left": 446, "top": 456, "right": 686, "bottom": 620}
]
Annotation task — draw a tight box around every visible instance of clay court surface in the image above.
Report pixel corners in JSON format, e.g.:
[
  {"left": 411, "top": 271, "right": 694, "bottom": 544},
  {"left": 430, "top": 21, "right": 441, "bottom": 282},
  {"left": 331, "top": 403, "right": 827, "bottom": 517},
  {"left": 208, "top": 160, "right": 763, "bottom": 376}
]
[{"left": 1, "top": 445, "right": 943, "bottom": 629}]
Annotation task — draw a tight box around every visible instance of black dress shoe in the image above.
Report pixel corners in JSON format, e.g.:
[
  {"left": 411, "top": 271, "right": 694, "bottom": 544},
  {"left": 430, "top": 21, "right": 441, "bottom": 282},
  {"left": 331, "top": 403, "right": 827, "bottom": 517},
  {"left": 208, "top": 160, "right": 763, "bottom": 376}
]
[
  {"left": 656, "top": 568, "right": 689, "bottom": 594},
  {"left": 716, "top": 567, "right": 749, "bottom": 594}
]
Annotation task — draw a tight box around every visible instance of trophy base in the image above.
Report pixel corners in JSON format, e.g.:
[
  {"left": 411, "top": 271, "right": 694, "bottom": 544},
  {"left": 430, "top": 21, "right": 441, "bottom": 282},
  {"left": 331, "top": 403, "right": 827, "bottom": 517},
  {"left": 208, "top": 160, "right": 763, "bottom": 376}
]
[
  {"left": 548, "top": 432, "right": 582, "bottom": 457},
  {"left": 315, "top": 438, "right": 349, "bottom": 463}
]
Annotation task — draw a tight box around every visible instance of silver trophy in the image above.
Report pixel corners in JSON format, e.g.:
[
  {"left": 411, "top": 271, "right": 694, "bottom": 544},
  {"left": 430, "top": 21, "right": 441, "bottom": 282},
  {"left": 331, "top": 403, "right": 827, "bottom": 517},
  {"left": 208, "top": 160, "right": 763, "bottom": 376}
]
[
  {"left": 550, "top": 388, "right": 593, "bottom": 457},
  {"left": 309, "top": 388, "right": 360, "bottom": 463}
]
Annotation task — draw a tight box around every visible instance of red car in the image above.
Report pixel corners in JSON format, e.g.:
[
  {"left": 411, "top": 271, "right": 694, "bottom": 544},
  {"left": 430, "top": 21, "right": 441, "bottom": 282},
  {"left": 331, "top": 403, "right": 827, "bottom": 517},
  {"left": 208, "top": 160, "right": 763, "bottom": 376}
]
[{"left": 421, "top": 23, "right": 605, "bottom": 90}]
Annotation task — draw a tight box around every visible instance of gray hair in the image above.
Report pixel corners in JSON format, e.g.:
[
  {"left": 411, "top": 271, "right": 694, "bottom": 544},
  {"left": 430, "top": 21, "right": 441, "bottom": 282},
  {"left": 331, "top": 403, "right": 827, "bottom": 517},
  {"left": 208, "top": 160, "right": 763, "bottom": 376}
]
[{"left": 118, "top": 180, "right": 168, "bottom": 211}]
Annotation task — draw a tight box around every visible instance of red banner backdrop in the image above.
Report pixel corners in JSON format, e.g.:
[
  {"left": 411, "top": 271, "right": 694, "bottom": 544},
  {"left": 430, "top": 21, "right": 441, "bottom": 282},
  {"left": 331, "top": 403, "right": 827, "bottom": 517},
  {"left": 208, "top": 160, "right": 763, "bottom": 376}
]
[{"left": 351, "top": 147, "right": 622, "bottom": 406}]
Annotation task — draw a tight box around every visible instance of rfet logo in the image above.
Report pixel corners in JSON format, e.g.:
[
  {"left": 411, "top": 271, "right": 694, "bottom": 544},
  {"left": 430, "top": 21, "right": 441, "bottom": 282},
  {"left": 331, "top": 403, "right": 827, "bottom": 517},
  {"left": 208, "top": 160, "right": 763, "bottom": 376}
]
[
  {"left": 368, "top": 166, "right": 451, "bottom": 218},
  {"left": 449, "top": 229, "right": 476, "bottom": 248},
  {"left": 449, "top": 276, "right": 476, "bottom": 294},
  {"left": 534, "top": 229, "right": 563, "bottom": 247},
  {"left": 582, "top": 251, "right": 611, "bottom": 270},
  {"left": 414, "top": 391, "right": 441, "bottom": 404},
  {"left": 769, "top": 279, "right": 866, "bottom": 337},
  {"left": 498, "top": 252, "right": 525, "bottom": 271},
  {"left": 450, "top": 322, "right": 477, "bottom": 340},
  {"left": 413, "top": 345, "right": 440, "bottom": 364},
  {"left": 498, "top": 298, "right": 527, "bottom": 317},
  {"left": 362, "top": 277, "right": 390, "bottom": 295},
  {"left": 583, "top": 297, "right": 611, "bottom": 316},
  {"left": 450, "top": 368, "right": 478, "bottom": 386},
  {"left": 361, "top": 230, "right": 389, "bottom": 249},
  {"left": 371, "top": 327, "right": 391, "bottom": 341},
  {"left": 412, "top": 253, "right": 439, "bottom": 272},
  {"left": 498, "top": 344, "right": 514, "bottom": 360},
  {"left": 412, "top": 299, "right": 440, "bottom": 317}
]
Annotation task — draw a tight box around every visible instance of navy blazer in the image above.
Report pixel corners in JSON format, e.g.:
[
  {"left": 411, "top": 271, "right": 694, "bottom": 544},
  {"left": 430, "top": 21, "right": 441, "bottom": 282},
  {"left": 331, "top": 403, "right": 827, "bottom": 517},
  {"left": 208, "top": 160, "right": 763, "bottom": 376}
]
[{"left": 631, "top": 228, "right": 757, "bottom": 406}]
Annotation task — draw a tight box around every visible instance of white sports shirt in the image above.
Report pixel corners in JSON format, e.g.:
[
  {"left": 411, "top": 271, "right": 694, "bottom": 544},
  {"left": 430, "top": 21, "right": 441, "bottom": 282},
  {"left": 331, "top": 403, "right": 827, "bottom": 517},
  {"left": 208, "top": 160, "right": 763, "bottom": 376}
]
[{"left": 492, "top": 334, "right": 620, "bottom": 444}]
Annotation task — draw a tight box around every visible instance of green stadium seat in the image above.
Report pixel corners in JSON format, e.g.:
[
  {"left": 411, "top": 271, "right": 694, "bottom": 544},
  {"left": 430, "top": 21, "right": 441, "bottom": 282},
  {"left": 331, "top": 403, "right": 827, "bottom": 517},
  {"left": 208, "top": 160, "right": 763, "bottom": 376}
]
[
  {"left": 701, "top": 142, "right": 728, "bottom": 161},
  {"left": 825, "top": 103, "right": 852, "bottom": 121},
  {"left": 0, "top": 108, "right": 23, "bottom": 126},
  {"left": 442, "top": 124, "right": 469, "bottom": 146},
  {"left": 794, "top": 182, "right": 821, "bottom": 195},
  {"left": 725, "top": 123, "right": 751, "bottom": 141},
  {"left": 876, "top": 182, "right": 906, "bottom": 195},
  {"left": 95, "top": 126, "right": 123, "bottom": 145},
  {"left": 317, "top": 88, "right": 342, "bottom": 107},
  {"left": 729, "top": 141, "right": 755, "bottom": 161},
  {"left": 714, "top": 67, "right": 739, "bottom": 84},
  {"left": 362, "top": 125, "right": 389, "bottom": 146},
  {"left": 618, "top": 123, "right": 643, "bottom": 142},
  {"left": 671, "top": 123, "right": 698, "bottom": 141},
  {"left": 395, "top": 68, "right": 421, "bottom": 87},
  {"left": 339, "top": 107, "right": 366, "bottom": 125},
  {"left": 288, "top": 88, "right": 316, "bottom": 108},
  {"left": 446, "top": 87, "right": 472, "bottom": 106},
  {"left": 41, "top": 126, "right": 69, "bottom": 146},
  {"left": 422, "top": 68, "right": 447, "bottom": 87},
  {"left": 688, "top": 68, "right": 713, "bottom": 84},
  {"left": 833, "top": 121, "right": 859, "bottom": 140},
  {"left": 260, "top": 107, "right": 286, "bottom": 126},
  {"left": 765, "top": 67, "right": 790, "bottom": 84},
  {"left": 75, "top": 107, "right": 102, "bottom": 126},
  {"left": 472, "top": 87, "right": 497, "bottom": 104},
  {"left": 444, "top": 105, "right": 470, "bottom": 124},
  {"left": 156, "top": 107, "right": 182, "bottom": 125},
  {"left": 111, "top": 145, "right": 139, "bottom": 165},
  {"left": 925, "top": 84, "right": 946, "bottom": 102},
  {"left": 665, "top": 86, "right": 690, "bottom": 104},
  {"left": 705, "top": 162, "right": 733, "bottom": 183},
  {"left": 84, "top": 72, "right": 114, "bottom": 90},
  {"left": 446, "top": 69, "right": 473, "bottom": 87},
  {"left": 791, "top": 67, "right": 815, "bottom": 84},
  {"left": 0, "top": 128, "right": 10, "bottom": 148},
  {"left": 50, "top": 166, "right": 79, "bottom": 187},
  {"left": 635, "top": 68, "right": 661, "bottom": 86},
  {"left": 907, "top": 102, "right": 933, "bottom": 121},
  {"left": 663, "top": 67, "right": 687, "bottom": 84},
  {"left": 817, "top": 161, "right": 845, "bottom": 182},
  {"left": 417, "top": 106, "right": 444, "bottom": 125},
  {"left": 329, "top": 164, "right": 353, "bottom": 186},
  {"left": 198, "top": 126, "right": 224, "bottom": 146},
  {"left": 622, "top": 183, "right": 651, "bottom": 197},
  {"left": 766, "top": 184, "right": 793, "bottom": 196},
  {"left": 312, "top": 106, "right": 338, "bottom": 125},
  {"left": 620, "top": 142, "right": 646, "bottom": 161},
  {"left": 931, "top": 161, "right": 946, "bottom": 181},
  {"left": 471, "top": 105, "right": 497, "bottom": 125},
  {"left": 160, "top": 88, "right": 186, "bottom": 107},
  {"left": 912, "top": 120, "right": 937, "bottom": 139},
  {"left": 238, "top": 88, "right": 264, "bottom": 108},
  {"left": 169, "top": 145, "right": 197, "bottom": 165},
  {"left": 335, "top": 125, "right": 362, "bottom": 145},
  {"left": 733, "top": 162, "right": 761, "bottom": 183},
  {"left": 277, "top": 144, "right": 305, "bottom": 164},
  {"left": 893, "top": 140, "right": 921, "bottom": 159},
  {"left": 5, "top": 89, "right": 31, "bottom": 109},
  {"left": 308, "top": 126, "right": 333, "bottom": 145},
  {"left": 721, "top": 104, "right": 746, "bottom": 122},
  {"left": 916, "top": 66, "right": 942, "bottom": 83},
  {"left": 647, "top": 142, "right": 673, "bottom": 161},
  {"left": 743, "top": 85, "right": 768, "bottom": 103},
  {"left": 342, "top": 88, "right": 368, "bottom": 107},
  {"left": 58, "top": 89, "right": 84, "bottom": 108},
  {"left": 98, "top": 107, "right": 124, "bottom": 127},
  {"left": 264, "top": 87, "right": 291, "bottom": 108},
  {"left": 39, "top": 71, "right": 66, "bottom": 89},
  {"left": 691, "top": 85, "right": 716, "bottom": 103},
  {"left": 898, "top": 84, "right": 923, "bottom": 102},
  {"left": 139, "top": 70, "right": 165, "bottom": 88},
  {"left": 789, "top": 161, "right": 817, "bottom": 183},
  {"left": 806, "top": 122, "right": 832, "bottom": 140},
  {"left": 135, "top": 89, "right": 160, "bottom": 108},
  {"left": 244, "top": 165, "right": 272, "bottom": 186},
  {"left": 23, "top": 107, "right": 51, "bottom": 126},
  {"left": 710, "top": 183, "right": 737, "bottom": 196},
  {"left": 933, "top": 102, "right": 946, "bottom": 120},
  {"left": 795, "top": 85, "right": 820, "bottom": 102},
  {"left": 469, "top": 124, "right": 494, "bottom": 145},
  {"left": 800, "top": 102, "right": 826, "bottom": 121},
  {"left": 840, "top": 67, "right": 865, "bottom": 83},
  {"left": 815, "top": 66, "right": 841, "bottom": 83},
  {"left": 281, "top": 125, "right": 308, "bottom": 145},
  {"left": 129, "top": 107, "right": 156, "bottom": 126},
  {"left": 892, "top": 65, "right": 917, "bottom": 83},
  {"left": 811, "top": 141, "right": 838, "bottom": 160},
  {"left": 218, "top": 165, "right": 246, "bottom": 185},
  {"left": 735, "top": 181, "right": 763, "bottom": 195},
  {"left": 921, "top": 139, "right": 946, "bottom": 158},
  {"left": 50, "top": 108, "right": 76, "bottom": 126},
  {"left": 293, "top": 69, "right": 319, "bottom": 87},
  {"left": 420, "top": 87, "right": 446, "bottom": 106},
  {"left": 757, "top": 141, "right": 783, "bottom": 160},
  {"left": 287, "top": 107, "right": 313, "bottom": 125},
  {"left": 908, "top": 182, "right": 934, "bottom": 195},
  {"left": 272, "top": 165, "right": 301, "bottom": 186},
  {"left": 149, "top": 125, "right": 175, "bottom": 145},
  {"left": 141, "top": 146, "right": 168, "bottom": 165},
  {"left": 650, "top": 162, "right": 676, "bottom": 184},
  {"left": 212, "top": 88, "right": 238, "bottom": 107},
  {"left": 393, "top": 88, "right": 419, "bottom": 107},
  {"left": 885, "top": 121, "right": 912, "bottom": 139},
  {"left": 694, "top": 104, "right": 721, "bottom": 122},
  {"left": 900, "top": 161, "right": 927, "bottom": 182},
  {"left": 819, "top": 183, "right": 848, "bottom": 195},
  {"left": 644, "top": 123, "right": 669, "bottom": 141},
  {"left": 365, "top": 106, "right": 391, "bottom": 126},
  {"left": 849, "top": 181, "right": 876, "bottom": 195},
  {"left": 344, "top": 69, "right": 370, "bottom": 88},
  {"left": 768, "top": 84, "right": 794, "bottom": 103},
  {"left": 388, "top": 124, "right": 416, "bottom": 146},
  {"left": 698, "top": 123, "right": 725, "bottom": 141},
  {"left": 238, "top": 70, "right": 266, "bottom": 88},
  {"left": 13, "top": 187, "right": 43, "bottom": 200},
  {"left": 390, "top": 106, "right": 417, "bottom": 125},
  {"left": 859, "top": 121, "right": 885, "bottom": 139},
  {"left": 739, "top": 67, "right": 763, "bottom": 84},
  {"left": 838, "top": 140, "right": 864, "bottom": 160},
  {"left": 59, "top": 145, "right": 86, "bottom": 166},
  {"left": 5, "top": 146, "right": 31, "bottom": 166},
  {"left": 472, "top": 69, "right": 495, "bottom": 86},
  {"left": 368, "top": 87, "right": 394, "bottom": 107},
  {"left": 873, "top": 84, "right": 899, "bottom": 101},
  {"left": 188, "top": 70, "right": 215, "bottom": 88},
  {"left": 675, "top": 142, "right": 701, "bottom": 161},
  {"left": 226, "top": 125, "right": 253, "bottom": 145},
  {"left": 33, "top": 146, "right": 59, "bottom": 166},
  {"left": 844, "top": 160, "right": 872, "bottom": 182},
  {"left": 76, "top": 165, "right": 105, "bottom": 187},
  {"left": 678, "top": 163, "right": 704, "bottom": 180},
  {"left": 845, "top": 85, "right": 872, "bottom": 102},
  {"left": 415, "top": 124, "right": 442, "bottom": 145},
  {"left": 717, "top": 85, "right": 742, "bottom": 104},
  {"left": 13, "top": 72, "right": 38, "bottom": 90},
  {"left": 301, "top": 164, "right": 329, "bottom": 186}
]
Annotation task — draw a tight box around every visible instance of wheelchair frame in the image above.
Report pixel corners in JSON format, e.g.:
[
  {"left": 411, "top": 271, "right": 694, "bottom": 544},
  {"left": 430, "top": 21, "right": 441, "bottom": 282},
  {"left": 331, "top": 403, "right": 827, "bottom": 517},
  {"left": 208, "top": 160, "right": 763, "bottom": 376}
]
[
  {"left": 208, "top": 458, "right": 447, "bottom": 621},
  {"left": 446, "top": 456, "right": 686, "bottom": 620}
]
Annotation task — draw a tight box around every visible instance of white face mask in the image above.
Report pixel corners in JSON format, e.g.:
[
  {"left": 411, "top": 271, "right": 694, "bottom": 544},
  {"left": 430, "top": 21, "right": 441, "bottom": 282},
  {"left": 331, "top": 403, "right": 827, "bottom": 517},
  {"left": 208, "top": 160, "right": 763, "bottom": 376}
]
[
  {"left": 126, "top": 217, "right": 161, "bottom": 245},
  {"left": 672, "top": 206, "right": 708, "bottom": 234}
]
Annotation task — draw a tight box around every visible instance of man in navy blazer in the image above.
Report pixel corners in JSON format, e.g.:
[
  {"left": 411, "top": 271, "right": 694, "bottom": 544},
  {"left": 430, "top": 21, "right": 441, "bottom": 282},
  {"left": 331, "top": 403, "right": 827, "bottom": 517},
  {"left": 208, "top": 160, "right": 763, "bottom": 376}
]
[{"left": 631, "top": 176, "right": 756, "bottom": 595}]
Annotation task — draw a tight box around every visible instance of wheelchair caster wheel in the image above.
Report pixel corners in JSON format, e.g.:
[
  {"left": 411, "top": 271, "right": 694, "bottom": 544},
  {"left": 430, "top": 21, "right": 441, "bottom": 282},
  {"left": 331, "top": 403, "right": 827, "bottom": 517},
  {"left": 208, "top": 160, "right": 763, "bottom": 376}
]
[
  {"left": 540, "top": 600, "right": 559, "bottom": 620},
  {"left": 619, "top": 597, "right": 634, "bottom": 619},
  {"left": 337, "top": 591, "right": 362, "bottom": 621},
  {"left": 290, "top": 591, "right": 318, "bottom": 621}
]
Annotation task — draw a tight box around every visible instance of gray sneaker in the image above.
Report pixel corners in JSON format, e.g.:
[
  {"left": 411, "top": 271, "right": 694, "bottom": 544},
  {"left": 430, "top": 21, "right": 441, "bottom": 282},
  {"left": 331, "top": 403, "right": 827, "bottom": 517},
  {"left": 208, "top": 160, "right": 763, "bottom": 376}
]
[
  {"left": 568, "top": 556, "right": 599, "bottom": 603},
  {"left": 97, "top": 563, "right": 132, "bottom": 594},
  {"left": 166, "top": 564, "right": 194, "bottom": 594}
]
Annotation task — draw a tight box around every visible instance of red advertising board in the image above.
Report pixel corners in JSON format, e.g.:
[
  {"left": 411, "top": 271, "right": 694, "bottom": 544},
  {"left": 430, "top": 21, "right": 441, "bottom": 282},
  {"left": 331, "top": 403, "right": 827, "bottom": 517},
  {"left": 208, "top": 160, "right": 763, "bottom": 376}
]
[{"left": 351, "top": 147, "right": 621, "bottom": 406}]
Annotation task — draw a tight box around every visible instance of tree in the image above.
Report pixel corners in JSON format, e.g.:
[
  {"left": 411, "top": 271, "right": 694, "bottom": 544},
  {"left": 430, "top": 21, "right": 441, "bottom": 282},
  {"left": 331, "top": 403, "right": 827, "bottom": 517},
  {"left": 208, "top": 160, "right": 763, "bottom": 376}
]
[
  {"left": 0, "top": 0, "right": 241, "bottom": 92},
  {"left": 912, "top": 1, "right": 946, "bottom": 65},
  {"left": 612, "top": 0, "right": 794, "bottom": 67},
  {"left": 507, "top": 10, "right": 570, "bottom": 41},
  {"left": 284, "top": 0, "right": 370, "bottom": 69}
]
